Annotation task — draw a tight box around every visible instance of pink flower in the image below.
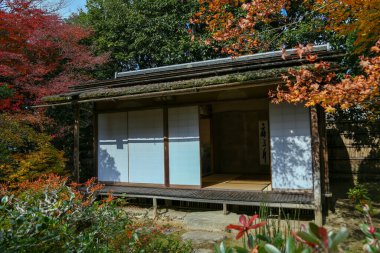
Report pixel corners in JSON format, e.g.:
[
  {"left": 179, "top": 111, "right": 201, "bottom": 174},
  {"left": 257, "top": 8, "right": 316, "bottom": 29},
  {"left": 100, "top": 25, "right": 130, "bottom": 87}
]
[{"left": 369, "top": 226, "right": 375, "bottom": 234}]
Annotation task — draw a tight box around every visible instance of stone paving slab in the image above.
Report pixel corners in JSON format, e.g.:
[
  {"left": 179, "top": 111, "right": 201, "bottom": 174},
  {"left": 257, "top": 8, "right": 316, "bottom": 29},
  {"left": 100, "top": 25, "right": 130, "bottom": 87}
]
[
  {"left": 183, "top": 211, "right": 240, "bottom": 231},
  {"left": 182, "top": 231, "right": 226, "bottom": 245}
]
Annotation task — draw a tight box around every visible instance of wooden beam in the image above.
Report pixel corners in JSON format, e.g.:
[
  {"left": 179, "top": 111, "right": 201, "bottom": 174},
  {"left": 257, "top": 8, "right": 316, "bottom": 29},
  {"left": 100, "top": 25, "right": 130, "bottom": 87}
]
[
  {"left": 310, "top": 107, "right": 322, "bottom": 225},
  {"left": 73, "top": 102, "right": 80, "bottom": 183},
  {"left": 163, "top": 107, "right": 170, "bottom": 187}
]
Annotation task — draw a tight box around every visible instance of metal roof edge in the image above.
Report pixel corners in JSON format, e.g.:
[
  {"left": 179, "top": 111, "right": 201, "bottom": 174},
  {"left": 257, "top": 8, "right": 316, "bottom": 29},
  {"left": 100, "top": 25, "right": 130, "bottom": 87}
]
[{"left": 115, "top": 44, "right": 330, "bottom": 79}]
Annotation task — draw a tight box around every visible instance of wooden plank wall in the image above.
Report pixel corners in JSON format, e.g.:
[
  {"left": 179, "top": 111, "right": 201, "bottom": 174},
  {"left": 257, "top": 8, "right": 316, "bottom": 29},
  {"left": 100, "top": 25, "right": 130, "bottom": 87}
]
[{"left": 327, "top": 120, "right": 380, "bottom": 182}]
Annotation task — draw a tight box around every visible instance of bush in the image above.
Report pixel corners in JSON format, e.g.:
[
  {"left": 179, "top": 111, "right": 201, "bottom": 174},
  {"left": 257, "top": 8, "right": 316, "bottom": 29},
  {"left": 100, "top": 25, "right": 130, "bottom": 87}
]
[
  {"left": 0, "top": 114, "right": 67, "bottom": 186},
  {"left": 347, "top": 184, "right": 373, "bottom": 214},
  {"left": 110, "top": 222, "right": 192, "bottom": 253},
  {"left": 0, "top": 175, "right": 130, "bottom": 252},
  {"left": 0, "top": 174, "right": 192, "bottom": 253}
]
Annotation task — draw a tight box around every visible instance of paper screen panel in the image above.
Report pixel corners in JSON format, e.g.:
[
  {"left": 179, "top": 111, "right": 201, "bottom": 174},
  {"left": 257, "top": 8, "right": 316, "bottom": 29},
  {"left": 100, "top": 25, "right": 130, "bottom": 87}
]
[
  {"left": 128, "top": 109, "right": 164, "bottom": 184},
  {"left": 269, "top": 103, "right": 313, "bottom": 190},
  {"left": 169, "top": 106, "right": 201, "bottom": 186},
  {"left": 98, "top": 112, "right": 129, "bottom": 182}
]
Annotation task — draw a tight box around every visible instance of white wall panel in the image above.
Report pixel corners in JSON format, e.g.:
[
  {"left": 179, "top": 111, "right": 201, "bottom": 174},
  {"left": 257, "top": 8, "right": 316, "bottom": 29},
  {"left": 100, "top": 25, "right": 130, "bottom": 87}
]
[
  {"left": 169, "top": 106, "right": 201, "bottom": 186},
  {"left": 128, "top": 109, "right": 164, "bottom": 184},
  {"left": 98, "top": 112, "right": 128, "bottom": 182},
  {"left": 269, "top": 103, "right": 313, "bottom": 189}
]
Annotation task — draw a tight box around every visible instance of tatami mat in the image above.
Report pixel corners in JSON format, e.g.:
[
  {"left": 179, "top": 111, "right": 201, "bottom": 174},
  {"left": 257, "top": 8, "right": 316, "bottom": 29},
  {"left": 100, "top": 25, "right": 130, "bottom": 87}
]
[{"left": 203, "top": 174, "right": 271, "bottom": 191}]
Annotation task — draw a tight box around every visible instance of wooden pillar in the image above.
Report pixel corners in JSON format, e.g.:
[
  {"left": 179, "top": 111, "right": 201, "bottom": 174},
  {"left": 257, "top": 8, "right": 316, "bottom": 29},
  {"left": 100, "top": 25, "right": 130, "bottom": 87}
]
[
  {"left": 318, "top": 107, "right": 330, "bottom": 196},
  {"left": 163, "top": 107, "right": 170, "bottom": 187},
  {"left": 223, "top": 203, "right": 228, "bottom": 215},
  {"left": 73, "top": 102, "right": 80, "bottom": 183},
  {"left": 153, "top": 198, "right": 158, "bottom": 217},
  {"left": 310, "top": 107, "right": 323, "bottom": 225},
  {"left": 92, "top": 103, "right": 98, "bottom": 179}
]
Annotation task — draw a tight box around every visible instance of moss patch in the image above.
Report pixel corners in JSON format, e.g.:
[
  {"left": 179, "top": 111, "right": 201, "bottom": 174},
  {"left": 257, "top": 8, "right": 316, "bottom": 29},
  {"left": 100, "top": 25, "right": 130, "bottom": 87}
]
[{"left": 43, "top": 65, "right": 313, "bottom": 103}]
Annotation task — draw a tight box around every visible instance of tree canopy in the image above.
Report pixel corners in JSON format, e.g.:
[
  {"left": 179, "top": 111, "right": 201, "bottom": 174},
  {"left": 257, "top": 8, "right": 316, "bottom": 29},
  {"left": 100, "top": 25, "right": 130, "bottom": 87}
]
[
  {"left": 191, "top": 0, "right": 335, "bottom": 56},
  {"left": 0, "top": 0, "right": 108, "bottom": 182},
  {"left": 192, "top": 0, "right": 380, "bottom": 119},
  {"left": 0, "top": 0, "right": 108, "bottom": 110},
  {"left": 71, "top": 0, "right": 217, "bottom": 77}
]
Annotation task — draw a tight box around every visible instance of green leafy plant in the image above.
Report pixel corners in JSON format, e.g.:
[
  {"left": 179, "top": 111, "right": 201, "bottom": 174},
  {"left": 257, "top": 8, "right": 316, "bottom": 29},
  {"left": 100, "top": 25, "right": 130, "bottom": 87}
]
[
  {"left": 0, "top": 175, "right": 129, "bottom": 253},
  {"left": 263, "top": 222, "right": 348, "bottom": 253},
  {"left": 347, "top": 184, "right": 372, "bottom": 214},
  {"left": 360, "top": 205, "right": 380, "bottom": 253},
  {"left": 218, "top": 212, "right": 349, "bottom": 253},
  {"left": 111, "top": 223, "right": 192, "bottom": 253}
]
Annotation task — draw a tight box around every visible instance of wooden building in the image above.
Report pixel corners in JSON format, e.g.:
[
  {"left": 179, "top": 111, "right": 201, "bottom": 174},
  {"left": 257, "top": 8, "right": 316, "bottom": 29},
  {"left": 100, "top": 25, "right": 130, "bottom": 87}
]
[{"left": 43, "top": 45, "right": 344, "bottom": 224}]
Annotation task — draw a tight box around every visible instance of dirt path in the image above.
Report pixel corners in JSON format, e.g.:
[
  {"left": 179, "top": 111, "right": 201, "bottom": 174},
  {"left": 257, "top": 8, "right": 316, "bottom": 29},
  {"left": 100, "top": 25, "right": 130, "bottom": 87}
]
[{"left": 325, "top": 199, "right": 380, "bottom": 252}]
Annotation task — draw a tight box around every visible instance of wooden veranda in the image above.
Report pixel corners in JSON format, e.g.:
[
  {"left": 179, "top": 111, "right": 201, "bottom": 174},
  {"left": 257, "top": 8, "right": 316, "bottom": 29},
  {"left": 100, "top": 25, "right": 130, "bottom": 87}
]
[{"left": 97, "top": 185, "right": 315, "bottom": 215}]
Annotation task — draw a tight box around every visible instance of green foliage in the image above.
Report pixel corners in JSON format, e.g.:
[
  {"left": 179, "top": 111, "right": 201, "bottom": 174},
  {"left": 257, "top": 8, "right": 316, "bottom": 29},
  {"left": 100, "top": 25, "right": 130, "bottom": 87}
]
[
  {"left": 219, "top": 207, "right": 348, "bottom": 253},
  {"left": 0, "top": 175, "right": 130, "bottom": 252},
  {"left": 0, "top": 84, "right": 13, "bottom": 100},
  {"left": 347, "top": 184, "right": 373, "bottom": 214},
  {"left": 0, "top": 114, "right": 67, "bottom": 185},
  {"left": 110, "top": 223, "right": 192, "bottom": 253},
  {"left": 0, "top": 175, "right": 192, "bottom": 253},
  {"left": 71, "top": 0, "right": 216, "bottom": 78},
  {"left": 45, "top": 103, "right": 95, "bottom": 181},
  {"left": 255, "top": 1, "right": 335, "bottom": 51}
]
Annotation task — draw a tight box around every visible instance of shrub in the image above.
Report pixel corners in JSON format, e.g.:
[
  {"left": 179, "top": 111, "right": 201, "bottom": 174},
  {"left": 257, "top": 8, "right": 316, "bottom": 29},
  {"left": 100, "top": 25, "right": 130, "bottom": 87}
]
[
  {"left": 347, "top": 184, "right": 373, "bottom": 214},
  {"left": 110, "top": 222, "right": 193, "bottom": 253},
  {"left": 0, "top": 175, "right": 130, "bottom": 252},
  {"left": 0, "top": 114, "right": 67, "bottom": 186}
]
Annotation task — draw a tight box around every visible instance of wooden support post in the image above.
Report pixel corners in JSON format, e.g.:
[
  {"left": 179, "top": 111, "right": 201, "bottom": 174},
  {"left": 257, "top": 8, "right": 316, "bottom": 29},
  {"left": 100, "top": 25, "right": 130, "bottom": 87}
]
[
  {"left": 153, "top": 198, "right": 158, "bottom": 217},
  {"left": 163, "top": 107, "right": 170, "bottom": 187},
  {"left": 73, "top": 102, "right": 80, "bottom": 183},
  {"left": 318, "top": 108, "right": 330, "bottom": 196},
  {"left": 310, "top": 107, "right": 323, "bottom": 225},
  {"left": 223, "top": 203, "right": 228, "bottom": 215},
  {"left": 93, "top": 103, "right": 98, "bottom": 179},
  {"left": 318, "top": 107, "right": 332, "bottom": 216}
]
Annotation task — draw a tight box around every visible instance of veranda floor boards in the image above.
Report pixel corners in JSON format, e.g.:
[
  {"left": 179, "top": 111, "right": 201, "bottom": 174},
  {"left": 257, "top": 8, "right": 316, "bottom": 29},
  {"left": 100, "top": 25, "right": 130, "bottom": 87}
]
[{"left": 98, "top": 184, "right": 314, "bottom": 209}]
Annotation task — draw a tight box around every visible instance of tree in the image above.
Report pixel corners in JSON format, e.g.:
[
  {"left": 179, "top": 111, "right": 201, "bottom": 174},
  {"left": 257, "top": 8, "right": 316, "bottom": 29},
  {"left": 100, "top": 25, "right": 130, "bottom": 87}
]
[
  {"left": 0, "top": 0, "right": 108, "bottom": 182},
  {"left": 192, "top": 1, "right": 379, "bottom": 118},
  {"left": 270, "top": 41, "right": 380, "bottom": 119},
  {"left": 0, "top": 113, "right": 66, "bottom": 185},
  {"left": 71, "top": 0, "right": 217, "bottom": 77},
  {"left": 0, "top": 0, "right": 108, "bottom": 110},
  {"left": 316, "top": 0, "right": 380, "bottom": 54},
  {"left": 191, "top": 0, "right": 333, "bottom": 56}
]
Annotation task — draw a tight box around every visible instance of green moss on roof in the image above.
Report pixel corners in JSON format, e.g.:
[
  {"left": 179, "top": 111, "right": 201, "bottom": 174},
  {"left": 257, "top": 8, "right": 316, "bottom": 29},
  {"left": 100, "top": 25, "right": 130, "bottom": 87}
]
[
  {"left": 42, "top": 96, "right": 72, "bottom": 102},
  {"left": 44, "top": 65, "right": 311, "bottom": 103},
  {"left": 80, "top": 66, "right": 296, "bottom": 99}
]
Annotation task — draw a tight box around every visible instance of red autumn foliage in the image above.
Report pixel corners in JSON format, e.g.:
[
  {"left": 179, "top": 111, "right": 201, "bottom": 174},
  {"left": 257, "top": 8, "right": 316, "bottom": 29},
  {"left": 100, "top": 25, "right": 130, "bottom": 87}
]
[
  {"left": 0, "top": 0, "right": 108, "bottom": 111},
  {"left": 271, "top": 40, "right": 380, "bottom": 117},
  {"left": 192, "top": 0, "right": 287, "bottom": 56},
  {"left": 192, "top": 1, "right": 379, "bottom": 116}
]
